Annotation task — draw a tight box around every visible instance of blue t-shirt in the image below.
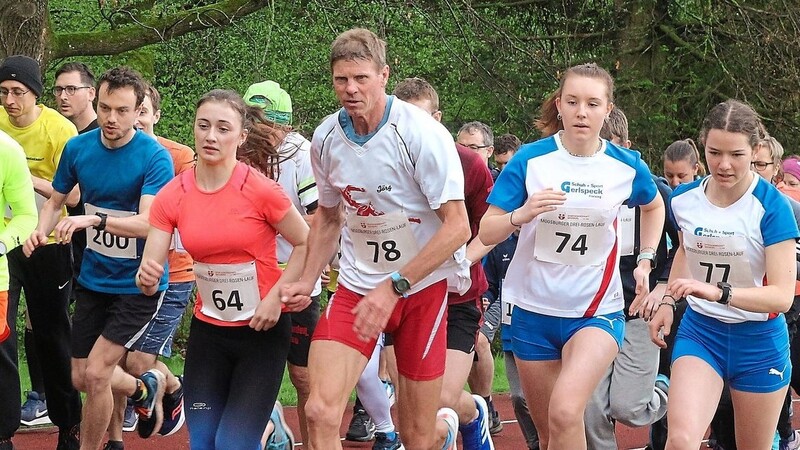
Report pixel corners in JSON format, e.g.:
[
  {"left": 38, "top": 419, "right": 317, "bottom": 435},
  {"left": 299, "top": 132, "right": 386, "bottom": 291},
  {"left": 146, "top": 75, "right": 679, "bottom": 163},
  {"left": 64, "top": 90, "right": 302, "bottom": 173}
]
[{"left": 53, "top": 129, "right": 173, "bottom": 294}]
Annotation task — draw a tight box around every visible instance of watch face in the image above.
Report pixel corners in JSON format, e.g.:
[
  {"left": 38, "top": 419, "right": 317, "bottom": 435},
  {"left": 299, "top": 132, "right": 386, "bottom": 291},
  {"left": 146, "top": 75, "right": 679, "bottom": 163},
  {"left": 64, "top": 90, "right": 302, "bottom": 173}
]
[{"left": 394, "top": 278, "right": 411, "bottom": 293}]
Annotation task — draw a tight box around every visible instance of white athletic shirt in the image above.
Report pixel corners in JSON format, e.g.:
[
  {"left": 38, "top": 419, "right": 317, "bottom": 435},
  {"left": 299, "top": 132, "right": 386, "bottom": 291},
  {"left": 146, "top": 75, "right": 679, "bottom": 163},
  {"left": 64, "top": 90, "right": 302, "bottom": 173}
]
[
  {"left": 671, "top": 175, "right": 799, "bottom": 323},
  {"left": 310, "top": 96, "right": 466, "bottom": 295},
  {"left": 487, "top": 132, "right": 657, "bottom": 318},
  {"left": 276, "top": 131, "right": 321, "bottom": 296}
]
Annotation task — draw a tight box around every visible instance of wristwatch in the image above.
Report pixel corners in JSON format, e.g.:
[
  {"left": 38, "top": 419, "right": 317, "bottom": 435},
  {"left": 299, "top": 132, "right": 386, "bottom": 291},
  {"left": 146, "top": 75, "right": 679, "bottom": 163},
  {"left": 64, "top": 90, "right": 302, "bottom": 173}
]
[
  {"left": 636, "top": 251, "right": 657, "bottom": 269},
  {"left": 390, "top": 272, "right": 411, "bottom": 299},
  {"left": 716, "top": 281, "right": 732, "bottom": 305},
  {"left": 95, "top": 212, "right": 108, "bottom": 231}
]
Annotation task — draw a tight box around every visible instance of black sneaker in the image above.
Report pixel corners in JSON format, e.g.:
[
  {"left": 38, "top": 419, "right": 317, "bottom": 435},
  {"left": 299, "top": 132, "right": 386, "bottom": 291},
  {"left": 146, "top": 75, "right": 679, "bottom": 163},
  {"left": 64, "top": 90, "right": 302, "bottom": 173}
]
[
  {"left": 487, "top": 398, "right": 503, "bottom": 435},
  {"left": 134, "top": 369, "right": 166, "bottom": 439},
  {"left": 102, "top": 441, "right": 124, "bottom": 450},
  {"left": 56, "top": 424, "right": 80, "bottom": 450},
  {"left": 346, "top": 408, "right": 376, "bottom": 442},
  {"left": 158, "top": 377, "right": 185, "bottom": 436}
]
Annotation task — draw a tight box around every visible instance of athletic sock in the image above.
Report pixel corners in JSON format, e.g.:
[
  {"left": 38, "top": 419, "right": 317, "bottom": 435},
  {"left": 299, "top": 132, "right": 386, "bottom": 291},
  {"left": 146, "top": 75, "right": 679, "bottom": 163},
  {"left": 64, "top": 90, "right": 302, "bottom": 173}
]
[{"left": 132, "top": 378, "right": 148, "bottom": 402}]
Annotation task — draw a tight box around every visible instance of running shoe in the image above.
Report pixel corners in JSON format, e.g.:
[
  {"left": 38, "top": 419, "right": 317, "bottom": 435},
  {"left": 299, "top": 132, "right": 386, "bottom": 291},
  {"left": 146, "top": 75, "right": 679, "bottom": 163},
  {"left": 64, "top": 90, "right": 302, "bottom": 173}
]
[
  {"left": 55, "top": 424, "right": 80, "bottom": 450},
  {"left": 383, "top": 380, "right": 396, "bottom": 407},
  {"left": 102, "top": 441, "right": 124, "bottom": 450},
  {"left": 459, "top": 395, "right": 494, "bottom": 450},
  {"left": 158, "top": 376, "right": 185, "bottom": 436},
  {"left": 346, "top": 407, "right": 376, "bottom": 442},
  {"left": 486, "top": 398, "right": 503, "bottom": 435},
  {"left": 781, "top": 430, "right": 800, "bottom": 450},
  {"left": 20, "top": 391, "right": 51, "bottom": 426},
  {"left": 0, "top": 438, "right": 14, "bottom": 450},
  {"left": 373, "top": 431, "right": 404, "bottom": 450},
  {"left": 122, "top": 398, "right": 138, "bottom": 432},
  {"left": 654, "top": 374, "right": 670, "bottom": 398},
  {"left": 266, "top": 401, "right": 296, "bottom": 450},
  {"left": 134, "top": 369, "right": 166, "bottom": 439},
  {"left": 437, "top": 408, "right": 458, "bottom": 450}
]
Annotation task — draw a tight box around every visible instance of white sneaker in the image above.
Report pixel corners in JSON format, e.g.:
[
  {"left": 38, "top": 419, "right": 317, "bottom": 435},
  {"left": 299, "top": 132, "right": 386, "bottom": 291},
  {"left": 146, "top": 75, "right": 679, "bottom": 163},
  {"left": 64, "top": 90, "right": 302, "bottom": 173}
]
[{"left": 437, "top": 407, "right": 458, "bottom": 450}]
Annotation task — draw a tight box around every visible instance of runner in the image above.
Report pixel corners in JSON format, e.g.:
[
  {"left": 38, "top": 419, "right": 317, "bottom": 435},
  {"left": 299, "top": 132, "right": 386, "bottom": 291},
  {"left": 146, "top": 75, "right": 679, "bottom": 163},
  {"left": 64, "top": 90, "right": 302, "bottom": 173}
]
[
  {"left": 479, "top": 63, "right": 664, "bottom": 449},
  {"left": 663, "top": 139, "right": 706, "bottom": 189},
  {"left": 393, "top": 76, "right": 495, "bottom": 450},
  {"left": 0, "top": 55, "right": 83, "bottom": 450},
  {"left": 649, "top": 99, "right": 798, "bottom": 450},
  {"left": 23, "top": 66, "right": 175, "bottom": 450},
  {"left": 280, "top": 28, "right": 471, "bottom": 450},
  {"left": 102, "top": 83, "right": 195, "bottom": 450},
  {"left": 137, "top": 89, "right": 309, "bottom": 449},
  {"left": 242, "top": 80, "right": 320, "bottom": 450}
]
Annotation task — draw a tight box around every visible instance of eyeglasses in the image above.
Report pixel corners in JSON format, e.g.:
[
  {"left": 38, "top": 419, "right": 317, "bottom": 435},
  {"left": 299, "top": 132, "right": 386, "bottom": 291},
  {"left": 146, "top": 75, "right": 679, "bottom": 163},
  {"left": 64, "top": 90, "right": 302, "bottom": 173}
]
[
  {"left": 52, "top": 86, "right": 90, "bottom": 96},
  {"left": 459, "top": 143, "right": 491, "bottom": 151},
  {"left": 751, "top": 161, "right": 775, "bottom": 170},
  {"left": 0, "top": 88, "right": 30, "bottom": 98}
]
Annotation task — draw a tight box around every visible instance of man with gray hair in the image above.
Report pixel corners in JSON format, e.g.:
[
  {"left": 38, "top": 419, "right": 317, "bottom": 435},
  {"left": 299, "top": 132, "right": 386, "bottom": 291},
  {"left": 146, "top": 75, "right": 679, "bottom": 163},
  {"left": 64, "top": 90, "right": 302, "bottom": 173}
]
[{"left": 457, "top": 122, "right": 498, "bottom": 179}]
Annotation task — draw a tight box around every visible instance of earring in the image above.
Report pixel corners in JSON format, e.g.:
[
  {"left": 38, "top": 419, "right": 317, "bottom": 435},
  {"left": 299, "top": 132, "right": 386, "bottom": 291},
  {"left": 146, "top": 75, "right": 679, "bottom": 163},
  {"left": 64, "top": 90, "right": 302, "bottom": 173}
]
[{"left": 557, "top": 113, "right": 562, "bottom": 121}]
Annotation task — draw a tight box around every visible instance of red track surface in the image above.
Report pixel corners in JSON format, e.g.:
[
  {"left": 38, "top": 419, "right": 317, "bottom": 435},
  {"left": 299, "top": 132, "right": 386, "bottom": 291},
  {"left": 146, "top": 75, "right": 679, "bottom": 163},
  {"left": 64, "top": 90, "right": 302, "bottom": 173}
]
[{"left": 12, "top": 393, "right": 797, "bottom": 449}]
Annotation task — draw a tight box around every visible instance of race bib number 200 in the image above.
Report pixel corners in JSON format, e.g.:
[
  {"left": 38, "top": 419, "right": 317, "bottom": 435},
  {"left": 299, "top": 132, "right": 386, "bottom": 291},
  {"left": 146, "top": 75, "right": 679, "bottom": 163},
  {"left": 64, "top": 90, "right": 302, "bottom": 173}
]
[{"left": 84, "top": 203, "right": 137, "bottom": 259}]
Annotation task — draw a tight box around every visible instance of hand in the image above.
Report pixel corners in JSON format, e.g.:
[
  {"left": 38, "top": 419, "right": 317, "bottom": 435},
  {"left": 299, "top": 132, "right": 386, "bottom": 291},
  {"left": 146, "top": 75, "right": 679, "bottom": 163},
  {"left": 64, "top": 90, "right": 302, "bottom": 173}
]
[
  {"left": 136, "top": 259, "right": 164, "bottom": 296},
  {"left": 249, "top": 294, "right": 281, "bottom": 331},
  {"left": 23, "top": 230, "right": 49, "bottom": 257},
  {"left": 321, "top": 267, "right": 331, "bottom": 286},
  {"left": 53, "top": 215, "right": 98, "bottom": 244},
  {"left": 630, "top": 282, "right": 666, "bottom": 321},
  {"left": 648, "top": 302, "right": 675, "bottom": 349},
  {"left": 280, "top": 280, "right": 315, "bottom": 312},
  {"left": 351, "top": 281, "right": 399, "bottom": 342},
  {"left": 669, "top": 278, "right": 721, "bottom": 303},
  {"left": 512, "top": 188, "right": 567, "bottom": 225},
  {"left": 482, "top": 297, "right": 490, "bottom": 312}
]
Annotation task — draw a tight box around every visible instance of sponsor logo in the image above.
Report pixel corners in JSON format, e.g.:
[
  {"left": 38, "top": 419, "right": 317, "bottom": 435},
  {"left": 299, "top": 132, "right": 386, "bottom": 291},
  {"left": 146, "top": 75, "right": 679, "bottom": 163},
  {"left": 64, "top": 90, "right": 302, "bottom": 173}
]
[{"left": 560, "top": 181, "right": 604, "bottom": 198}]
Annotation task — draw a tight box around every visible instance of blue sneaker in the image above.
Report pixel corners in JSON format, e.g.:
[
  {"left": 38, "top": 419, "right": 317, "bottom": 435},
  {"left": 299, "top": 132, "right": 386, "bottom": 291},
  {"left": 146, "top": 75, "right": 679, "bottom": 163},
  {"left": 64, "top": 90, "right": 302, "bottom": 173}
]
[
  {"left": 654, "top": 374, "right": 670, "bottom": 397},
  {"left": 122, "top": 398, "right": 137, "bottom": 432},
  {"left": 134, "top": 369, "right": 165, "bottom": 439},
  {"left": 459, "top": 395, "right": 494, "bottom": 450},
  {"left": 158, "top": 376, "right": 185, "bottom": 436},
  {"left": 20, "top": 391, "right": 51, "bottom": 426},
  {"left": 373, "top": 431, "right": 404, "bottom": 450},
  {"left": 266, "top": 401, "right": 295, "bottom": 450}
]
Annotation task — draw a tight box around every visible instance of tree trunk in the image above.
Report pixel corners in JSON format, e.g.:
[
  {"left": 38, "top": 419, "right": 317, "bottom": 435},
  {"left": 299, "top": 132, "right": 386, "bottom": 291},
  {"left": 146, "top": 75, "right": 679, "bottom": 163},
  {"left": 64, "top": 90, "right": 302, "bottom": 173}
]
[{"left": 0, "top": 0, "right": 51, "bottom": 65}]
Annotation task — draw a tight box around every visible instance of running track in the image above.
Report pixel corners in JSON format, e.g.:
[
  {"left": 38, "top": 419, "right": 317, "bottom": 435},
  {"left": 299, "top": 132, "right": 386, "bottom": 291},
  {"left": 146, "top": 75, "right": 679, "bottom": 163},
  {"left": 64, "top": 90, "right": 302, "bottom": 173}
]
[{"left": 13, "top": 393, "right": 799, "bottom": 449}]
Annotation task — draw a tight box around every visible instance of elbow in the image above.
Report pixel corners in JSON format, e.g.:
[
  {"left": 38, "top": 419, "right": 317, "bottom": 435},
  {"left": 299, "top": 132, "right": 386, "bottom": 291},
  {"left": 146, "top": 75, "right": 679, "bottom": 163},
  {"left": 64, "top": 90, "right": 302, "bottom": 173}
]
[{"left": 779, "top": 292, "right": 795, "bottom": 313}]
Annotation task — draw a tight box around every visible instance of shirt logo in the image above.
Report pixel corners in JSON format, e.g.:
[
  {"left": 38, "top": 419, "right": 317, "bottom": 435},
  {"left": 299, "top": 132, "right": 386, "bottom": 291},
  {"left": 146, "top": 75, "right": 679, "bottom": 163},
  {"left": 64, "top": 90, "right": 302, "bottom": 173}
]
[
  {"left": 377, "top": 184, "right": 392, "bottom": 193},
  {"left": 560, "top": 181, "right": 604, "bottom": 199}
]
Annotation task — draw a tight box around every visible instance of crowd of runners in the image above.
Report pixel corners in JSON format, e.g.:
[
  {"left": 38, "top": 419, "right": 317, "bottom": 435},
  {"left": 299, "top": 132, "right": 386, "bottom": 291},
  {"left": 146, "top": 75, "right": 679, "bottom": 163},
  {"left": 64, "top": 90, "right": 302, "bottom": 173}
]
[{"left": 0, "top": 26, "right": 799, "bottom": 450}]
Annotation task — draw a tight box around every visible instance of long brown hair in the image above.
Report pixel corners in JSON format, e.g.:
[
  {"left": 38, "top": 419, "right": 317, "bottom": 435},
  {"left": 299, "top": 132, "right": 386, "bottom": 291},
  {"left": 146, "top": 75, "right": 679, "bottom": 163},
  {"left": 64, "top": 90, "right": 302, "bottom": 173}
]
[{"left": 237, "top": 106, "right": 288, "bottom": 181}]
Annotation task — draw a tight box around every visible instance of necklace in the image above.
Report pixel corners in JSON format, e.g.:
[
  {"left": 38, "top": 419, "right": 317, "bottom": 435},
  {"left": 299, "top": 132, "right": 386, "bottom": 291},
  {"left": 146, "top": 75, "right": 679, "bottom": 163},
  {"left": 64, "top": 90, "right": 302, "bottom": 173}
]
[{"left": 561, "top": 132, "right": 602, "bottom": 157}]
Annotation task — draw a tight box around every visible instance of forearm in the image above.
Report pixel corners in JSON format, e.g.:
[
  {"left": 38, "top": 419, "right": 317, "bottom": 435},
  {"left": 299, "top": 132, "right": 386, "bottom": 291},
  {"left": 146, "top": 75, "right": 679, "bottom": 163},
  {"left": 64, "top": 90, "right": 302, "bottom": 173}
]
[
  {"left": 273, "top": 241, "right": 308, "bottom": 292},
  {"left": 299, "top": 207, "right": 343, "bottom": 283},
  {"left": 638, "top": 198, "right": 665, "bottom": 253},
  {"left": 465, "top": 235, "right": 495, "bottom": 264},
  {"left": 479, "top": 210, "right": 517, "bottom": 246},
  {"left": 103, "top": 214, "right": 151, "bottom": 239},
  {"left": 726, "top": 284, "right": 795, "bottom": 313},
  {"left": 36, "top": 199, "right": 65, "bottom": 236},
  {"left": 398, "top": 209, "right": 469, "bottom": 286}
]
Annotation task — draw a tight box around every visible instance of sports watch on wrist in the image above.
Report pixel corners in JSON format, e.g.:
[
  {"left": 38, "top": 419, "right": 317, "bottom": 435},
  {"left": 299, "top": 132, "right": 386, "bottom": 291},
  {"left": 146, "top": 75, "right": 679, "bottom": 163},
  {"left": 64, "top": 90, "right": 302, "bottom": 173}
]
[
  {"left": 716, "top": 281, "right": 732, "bottom": 305},
  {"left": 95, "top": 212, "right": 108, "bottom": 231},
  {"left": 390, "top": 272, "right": 411, "bottom": 298},
  {"left": 636, "top": 251, "right": 657, "bottom": 269}
]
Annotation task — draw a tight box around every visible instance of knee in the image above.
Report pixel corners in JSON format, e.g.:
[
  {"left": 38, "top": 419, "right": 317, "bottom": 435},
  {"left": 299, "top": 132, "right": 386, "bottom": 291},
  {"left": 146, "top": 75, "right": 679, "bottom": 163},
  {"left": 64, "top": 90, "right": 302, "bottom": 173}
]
[
  {"left": 126, "top": 357, "right": 155, "bottom": 377},
  {"left": 666, "top": 432, "right": 696, "bottom": 450},
  {"left": 400, "top": 424, "right": 435, "bottom": 450},
  {"left": 71, "top": 370, "right": 86, "bottom": 392},
  {"left": 548, "top": 403, "right": 584, "bottom": 435},
  {"left": 439, "top": 384, "right": 462, "bottom": 410},
  {"left": 83, "top": 364, "right": 111, "bottom": 393},
  {"left": 303, "top": 394, "right": 340, "bottom": 431}
]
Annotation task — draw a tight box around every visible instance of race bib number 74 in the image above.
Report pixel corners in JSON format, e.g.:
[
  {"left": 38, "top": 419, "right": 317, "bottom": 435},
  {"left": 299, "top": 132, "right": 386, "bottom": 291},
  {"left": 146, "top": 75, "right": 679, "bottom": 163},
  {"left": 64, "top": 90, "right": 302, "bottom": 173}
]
[{"left": 533, "top": 207, "right": 614, "bottom": 266}]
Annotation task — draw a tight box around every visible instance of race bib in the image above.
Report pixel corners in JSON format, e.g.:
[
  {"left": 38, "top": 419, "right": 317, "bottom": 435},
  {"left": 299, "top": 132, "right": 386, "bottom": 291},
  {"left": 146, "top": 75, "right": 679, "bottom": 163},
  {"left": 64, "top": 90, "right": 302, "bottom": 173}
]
[
  {"left": 84, "top": 203, "right": 137, "bottom": 259},
  {"left": 618, "top": 206, "right": 636, "bottom": 257},
  {"left": 195, "top": 261, "right": 261, "bottom": 322},
  {"left": 346, "top": 211, "right": 419, "bottom": 274},
  {"left": 534, "top": 207, "right": 614, "bottom": 266},
  {"left": 683, "top": 234, "right": 755, "bottom": 287},
  {"left": 501, "top": 279, "right": 512, "bottom": 325}
]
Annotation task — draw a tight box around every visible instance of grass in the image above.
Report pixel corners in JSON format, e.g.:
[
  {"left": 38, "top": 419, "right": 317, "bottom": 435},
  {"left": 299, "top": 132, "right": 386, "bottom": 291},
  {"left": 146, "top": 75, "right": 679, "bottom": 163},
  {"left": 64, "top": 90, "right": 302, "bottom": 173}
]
[{"left": 19, "top": 353, "right": 510, "bottom": 406}]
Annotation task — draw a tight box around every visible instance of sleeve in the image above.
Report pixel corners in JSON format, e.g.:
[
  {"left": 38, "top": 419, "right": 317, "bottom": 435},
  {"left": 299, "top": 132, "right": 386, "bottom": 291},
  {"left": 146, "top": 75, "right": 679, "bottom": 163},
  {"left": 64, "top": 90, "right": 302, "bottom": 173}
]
[
  {"left": 761, "top": 190, "right": 800, "bottom": 246},
  {"left": 149, "top": 182, "right": 179, "bottom": 233},
  {"left": 465, "top": 154, "right": 493, "bottom": 230},
  {"left": 141, "top": 148, "right": 176, "bottom": 197},
  {"left": 0, "top": 145, "right": 37, "bottom": 250},
  {"left": 295, "top": 146, "right": 319, "bottom": 212},
  {"left": 51, "top": 140, "right": 78, "bottom": 195},
  {"left": 174, "top": 146, "right": 195, "bottom": 176},
  {"left": 486, "top": 151, "right": 528, "bottom": 213},
  {"left": 310, "top": 121, "right": 341, "bottom": 209},
  {"left": 259, "top": 177, "right": 294, "bottom": 225},
  {"left": 412, "top": 122, "right": 465, "bottom": 209},
  {"left": 51, "top": 121, "right": 78, "bottom": 173},
  {"left": 627, "top": 155, "right": 658, "bottom": 208}
]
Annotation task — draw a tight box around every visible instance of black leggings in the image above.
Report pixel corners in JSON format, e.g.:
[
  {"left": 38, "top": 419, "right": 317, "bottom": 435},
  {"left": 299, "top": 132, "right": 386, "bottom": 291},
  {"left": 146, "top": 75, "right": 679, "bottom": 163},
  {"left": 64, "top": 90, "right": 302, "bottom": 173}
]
[{"left": 184, "top": 315, "right": 290, "bottom": 450}]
